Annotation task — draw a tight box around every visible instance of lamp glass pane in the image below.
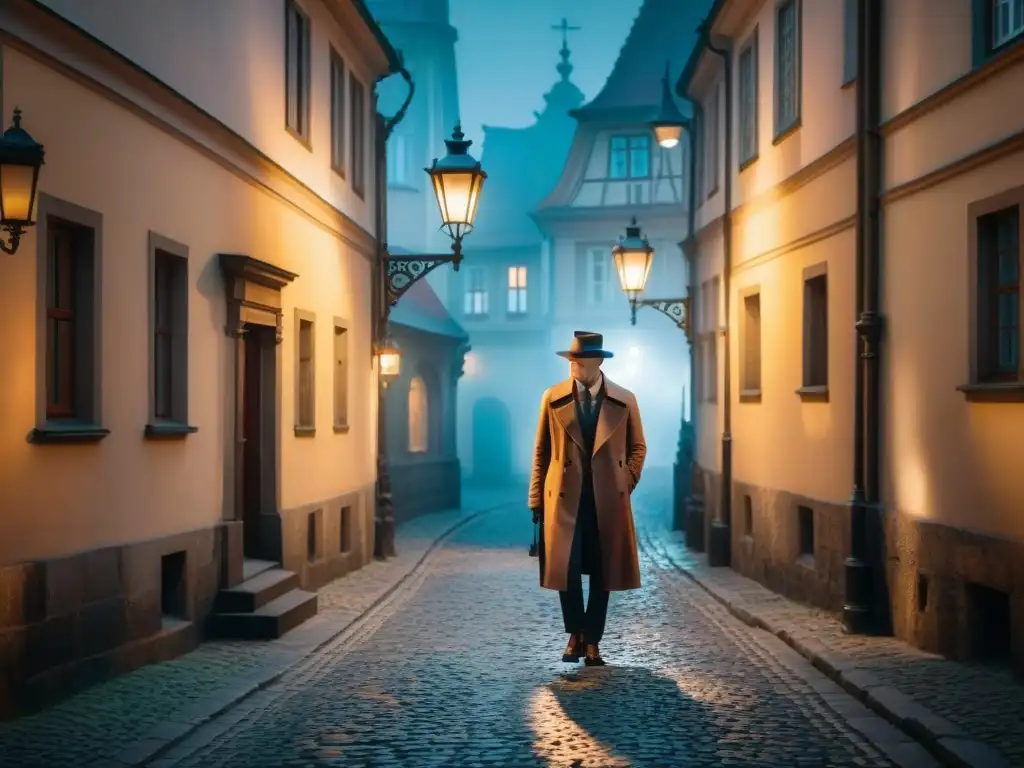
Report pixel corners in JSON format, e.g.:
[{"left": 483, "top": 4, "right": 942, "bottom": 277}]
[
  {"left": 434, "top": 171, "right": 474, "bottom": 226},
  {"left": 0, "top": 163, "right": 35, "bottom": 222},
  {"left": 379, "top": 350, "right": 401, "bottom": 379},
  {"left": 614, "top": 248, "right": 653, "bottom": 293},
  {"left": 654, "top": 124, "right": 682, "bottom": 148}
]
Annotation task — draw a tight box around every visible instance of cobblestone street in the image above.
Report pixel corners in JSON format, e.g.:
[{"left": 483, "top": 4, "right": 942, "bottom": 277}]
[{"left": 138, "top": 488, "right": 930, "bottom": 768}]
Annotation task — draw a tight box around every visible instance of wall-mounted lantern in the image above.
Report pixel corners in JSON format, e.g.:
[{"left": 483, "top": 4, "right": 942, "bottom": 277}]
[{"left": 0, "top": 108, "right": 45, "bottom": 256}]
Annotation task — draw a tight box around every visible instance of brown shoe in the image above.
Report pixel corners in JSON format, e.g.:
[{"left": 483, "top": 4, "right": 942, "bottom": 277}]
[
  {"left": 584, "top": 643, "right": 606, "bottom": 666},
  {"left": 561, "top": 633, "right": 584, "bottom": 663}
]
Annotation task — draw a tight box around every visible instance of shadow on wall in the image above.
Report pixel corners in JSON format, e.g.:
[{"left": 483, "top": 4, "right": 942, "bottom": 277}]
[{"left": 471, "top": 397, "right": 513, "bottom": 485}]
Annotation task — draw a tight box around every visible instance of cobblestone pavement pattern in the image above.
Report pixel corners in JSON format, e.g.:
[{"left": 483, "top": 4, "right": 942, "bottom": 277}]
[
  {"left": 158, "top": 494, "right": 915, "bottom": 768},
  {"left": 0, "top": 489, "right": 519, "bottom": 768}
]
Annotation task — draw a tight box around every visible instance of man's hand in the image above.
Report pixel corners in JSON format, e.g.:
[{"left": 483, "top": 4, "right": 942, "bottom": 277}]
[{"left": 531, "top": 508, "right": 542, "bottom": 524}]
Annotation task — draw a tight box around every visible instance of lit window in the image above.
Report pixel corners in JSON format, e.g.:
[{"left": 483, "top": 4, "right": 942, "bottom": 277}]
[
  {"left": 507, "top": 266, "right": 527, "bottom": 314},
  {"left": 408, "top": 375, "right": 428, "bottom": 453}
]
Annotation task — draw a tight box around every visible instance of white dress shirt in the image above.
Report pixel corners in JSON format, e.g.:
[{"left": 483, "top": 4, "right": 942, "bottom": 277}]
[{"left": 574, "top": 373, "right": 603, "bottom": 402}]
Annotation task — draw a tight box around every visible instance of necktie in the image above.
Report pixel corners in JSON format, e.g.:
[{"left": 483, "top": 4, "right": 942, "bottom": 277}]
[{"left": 582, "top": 386, "right": 593, "bottom": 417}]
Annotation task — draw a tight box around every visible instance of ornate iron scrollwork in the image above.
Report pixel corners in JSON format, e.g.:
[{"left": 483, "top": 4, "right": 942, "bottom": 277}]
[
  {"left": 630, "top": 296, "right": 690, "bottom": 336},
  {"left": 384, "top": 254, "right": 455, "bottom": 308}
]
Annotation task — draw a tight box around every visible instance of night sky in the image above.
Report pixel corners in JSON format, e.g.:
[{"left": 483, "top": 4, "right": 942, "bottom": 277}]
[{"left": 450, "top": 0, "right": 644, "bottom": 147}]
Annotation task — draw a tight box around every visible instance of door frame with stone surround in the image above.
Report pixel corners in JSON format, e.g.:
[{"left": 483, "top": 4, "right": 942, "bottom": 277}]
[{"left": 219, "top": 253, "right": 297, "bottom": 562}]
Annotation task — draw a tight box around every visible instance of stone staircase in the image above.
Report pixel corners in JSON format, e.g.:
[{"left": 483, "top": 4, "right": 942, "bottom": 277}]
[{"left": 208, "top": 559, "right": 318, "bottom": 640}]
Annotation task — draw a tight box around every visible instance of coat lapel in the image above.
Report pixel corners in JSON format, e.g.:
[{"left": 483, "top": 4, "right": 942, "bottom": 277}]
[
  {"left": 593, "top": 377, "right": 629, "bottom": 456},
  {"left": 550, "top": 378, "right": 583, "bottom": 451}
]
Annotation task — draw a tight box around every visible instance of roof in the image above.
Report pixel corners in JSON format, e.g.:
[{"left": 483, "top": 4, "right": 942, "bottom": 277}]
[
  {"left": 676, "top": 0, "right": 727, "bottom": 99},
  {"left": 351, "top": 0, "right": 403, "bottom": 72},
  {"left": 388, "top": 263, "right": 468, "bottom": 340},
  {"left": 572, "top": 0, "right": 710, "bottom": 122}
]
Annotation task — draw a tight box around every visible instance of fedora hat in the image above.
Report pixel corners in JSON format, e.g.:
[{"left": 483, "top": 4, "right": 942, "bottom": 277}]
[{"left": 556, "top": 330, "right": 614, "bottom": 359}]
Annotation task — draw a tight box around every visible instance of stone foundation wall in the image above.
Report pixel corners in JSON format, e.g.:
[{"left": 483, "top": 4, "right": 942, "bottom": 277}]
[
  {"left": 278, "top": 484, "right": 376, "bottom": 592},
  {"left": 690, "top": 463, "right": 1024, "bottom": 675},
  {"left": 390, "top": 458, "right": 461, "bottom": 524},
  {"left": 0, "top": 520, "right": 241, "bottom": 719}
]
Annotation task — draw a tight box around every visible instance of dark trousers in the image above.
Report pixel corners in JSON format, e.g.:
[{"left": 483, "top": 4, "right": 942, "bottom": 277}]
[{"left": 559, "top": 477, "right": 610, "bottom": 643}]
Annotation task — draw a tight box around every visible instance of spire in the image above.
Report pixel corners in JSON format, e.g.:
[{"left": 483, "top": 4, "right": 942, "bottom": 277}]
[{"left": 551, "top": 17, "right": 580, "bottom": 82}]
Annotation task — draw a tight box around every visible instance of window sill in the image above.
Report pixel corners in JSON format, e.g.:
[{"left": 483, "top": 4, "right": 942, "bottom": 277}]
[
  {"left": 738, "top": 154, "right": 759, "bottom": 173},
  {"left": 30, "top": 422, "right": 110, "bottom": 444},
  {"left": 463, "top": 314, "right": 489, "bottom": 321},
  {"left": 956, "top": 381, "right": 1024, "bottom": 402},
  {"left": 286, "top": 125, "right": 312, "bottom": 152},
  {"left": 331, "top": 164, "right": 346, "bottom": 181},
  {"left": 333, "top": 423, "right": 350, "bottom": 434},
  {"left": 294, "top": 426, "right": 316, "bottom": 437},
  {"left": 144, "top": 422, "right": 199, "bottom": 440},
  {"left": 796, "top": 385, "right": 829, "bottom": 402},
  {"left": 506, "top": 312, "right": 528, "bottom": 319},
  {"left": 739, "top": 388, "right": 762, "bottom": 403},
  {"left": 353, "top": 186, "right": 365, "bottom": 201},
  {"left": 772, "top": 119, "right": 802, "bottom": 146},
  {"left": 388, "top": 183, "right": 420, "bottom": 193},
  {"left": 841, "top": 76, "right": 856, "bottom": 90}
]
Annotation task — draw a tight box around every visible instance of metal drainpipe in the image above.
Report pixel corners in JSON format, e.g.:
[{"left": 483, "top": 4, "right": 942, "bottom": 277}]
[
  {"left": 845, "top": 0, "right": 886, "bottom": 634},
  {"left": 706, "top": 34, "right": 733, "bottom": 568}
]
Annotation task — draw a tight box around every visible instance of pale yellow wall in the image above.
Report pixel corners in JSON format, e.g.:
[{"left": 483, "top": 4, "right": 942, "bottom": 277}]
[
  {"left": 34, "top": 0, "right": 384, "bottom": 236},
  {"left": 882, "top": 147, "right": 1024, "bottom": 541},
  {"left": 0, "top": 48, "right": 377, "bottom": 564},
  {"left": 693, "top": 227, "right": 724, "bottom": 472},
  {"left": 881, "top": 0, "right": 973, "bottom": 121}
]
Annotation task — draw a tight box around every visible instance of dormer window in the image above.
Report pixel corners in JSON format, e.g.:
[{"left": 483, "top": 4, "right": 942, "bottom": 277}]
[{"left": 609, "top": 135, "right": 650, "bottom": 179}]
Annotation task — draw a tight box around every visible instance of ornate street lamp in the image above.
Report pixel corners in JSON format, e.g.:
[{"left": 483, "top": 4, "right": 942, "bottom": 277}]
[
  {"left": 373, "top": 122, "right": 487, "bottom": 559},
  {"left": 650, "top": 61, "right": 689, "bottom": 149},
  {"left": 0, "top": 108, "right": 45, "bottom": 255},
  {"left": 613, "top": 217, "right": 690, "bottom": 336}
]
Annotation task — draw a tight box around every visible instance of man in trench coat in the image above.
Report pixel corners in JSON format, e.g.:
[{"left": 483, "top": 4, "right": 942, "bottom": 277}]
[{"left": 529, "top": 330, "right": 647, "bottom": 666}]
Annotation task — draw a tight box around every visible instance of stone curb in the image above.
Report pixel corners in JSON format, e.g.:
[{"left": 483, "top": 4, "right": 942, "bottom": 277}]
[
  {"left": 659, "top": 547, "right": 1013, "bottom": 768},
  {"left": 110, "top": 502, "right": 508, "bottom": 767}
]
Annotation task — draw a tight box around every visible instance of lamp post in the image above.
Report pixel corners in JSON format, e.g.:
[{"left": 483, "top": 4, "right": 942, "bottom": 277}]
[
  {"left": 373, "top": 123, "right": 486, "bottom": 559},
  {"left": 0, "top": 108, "right": 45, "bottom": 256}
]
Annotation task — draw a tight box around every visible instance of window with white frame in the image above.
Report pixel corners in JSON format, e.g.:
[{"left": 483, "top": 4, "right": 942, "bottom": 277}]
[
  {"left": 463, "top": 267, "right": 488, "bottom": 316},
  {"left": 608, "top": 135, "right": 650, "bottom": 179},
  {"left": 705, "top": 83, "right": 720, "bottom": 197},
  {"left": 775, "top": 0, "right": 801, "bottom": 136},
  {"left": 587, "top": 248, "right": 613, "bottom": 305},
  {"left": 993, "top": 0, "right": 1024, "bottom": 47},
  {"left": 507, "top": 266, "right": 527, "bottom": 315},
  {"left": 738, "top": 35, "right": 758, "bottom": 167}
]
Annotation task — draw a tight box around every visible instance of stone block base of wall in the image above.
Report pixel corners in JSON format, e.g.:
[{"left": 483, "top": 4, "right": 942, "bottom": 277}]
[
  {"left": 691, "top": 464, "right": 1024, "bottom": 675},
  {"left": 0, "top": 520, "right": 242, "bottom": 720},
  {"left": 277, "top": 483, "right": 376, "bottom": 592},
  {"left": 390, "top": 458, "right": 461, "bottom": 524}
]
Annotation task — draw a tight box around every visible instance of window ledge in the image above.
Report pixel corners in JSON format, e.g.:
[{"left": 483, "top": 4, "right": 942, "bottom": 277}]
[
  {"left": 506, "top": 312, "right": 528, "bottom": 319},
  {"left": 738, "top": 154, "right": 759, "bottom": 173},
  {"left": 30, "top": 422, "right": 110, "bottom": 444},
  {"left": 333, "top": 423, "right": 350, "bottom": 434},
  {"left": 739, "top": 388, "right": 762, "bottom": 403},
  {"left": 294, "top": 426, "right": 316, "bottom": 437},
  {"left": 796, "top": 385, "right": 829, "bottom": 402},
  {"left": 388, "top": 183, "right": 420, "bottom": 193},
  {"left": 144, "top": 422, "right": 198, "bottom": 440},
  {"left": 841, "top": 76, "right": 856, "bottom": 90},
  {"left": 286, "top": 126, "right": 312, "bottom": 152},
  {"left": 772, "top": 119, "right": 802, "bottom": 146},
  {"left": 956, "top": 382, "right": 1024, "bottom": 402},
  {"left": 463, "top": 314, "right": 489, "bottom": 321}
]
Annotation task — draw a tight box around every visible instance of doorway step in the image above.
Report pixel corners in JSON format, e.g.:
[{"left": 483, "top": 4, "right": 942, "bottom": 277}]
[{"left": 207, "top": 559, "right": 318, "bottom": 640}]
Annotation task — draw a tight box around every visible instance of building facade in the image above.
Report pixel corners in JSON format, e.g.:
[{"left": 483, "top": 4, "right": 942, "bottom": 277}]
[
  {"left": 0, "top": 0, "right": 399, "bottom": 714},
  {"left": 532, "top": 0, "right": 708, "bottom": 473},
  {"left": 451, "top": 36, "right": 584, "bottom": 484},
  {"left": 683, "top": 0, "right": 1024, "bottom": 672}
]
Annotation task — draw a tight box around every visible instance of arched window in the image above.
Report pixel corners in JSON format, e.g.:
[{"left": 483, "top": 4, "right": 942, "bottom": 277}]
[{"left": 407, "top": 375, "right": 429, "bottom": 453}]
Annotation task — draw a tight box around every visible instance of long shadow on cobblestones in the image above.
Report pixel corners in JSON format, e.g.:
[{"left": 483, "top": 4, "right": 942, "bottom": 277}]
[{"left": 549, "top": 665, "right": 724, "bottom": 764}]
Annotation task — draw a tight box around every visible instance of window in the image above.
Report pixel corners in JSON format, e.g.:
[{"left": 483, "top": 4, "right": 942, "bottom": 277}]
[
  {"left": 150, "top": 235, "right": 190, "bottom": 429},
  {"left": 285, "top": 0, "right": 310, "bottom": 142},
  {"left": 694, "top": 114, "right": 705, "bottom": 206},
  {"left": 408, "top": 375, "right": 428, "bottom": 453},
  {"left": 701, "top": 278, "right": 719, "bottom": 403},
  {"left": 333, "top": 322, "right": 348, "bottom": 429},
  {"left": 706, "top": 83, "right": 720, "bottom": 197},
  {"left": 588, "top": 249, "right": 612, "bottom": 305},
  {"left": 775, "top": 0, "right": 802, "bottom": 137},
  {"left": 387, "top": 134, "right": 409, "bottom": 186},
  {"left": 993, "top": 0, "right": 1024, "bottom": 48},
  {"left": 977, "top": 206, "right": 1020, "bottom": 381},
  {"left": 802, "top": 271, "right": 828, "bottom": 389},
  {"left": 463, "top": 267, "right": 488, "bottom": 316},
  {"left": 330, "top": 49, "right": 346, "bottom": 175},
  {"left": 507, "top": 266, "right": 527, "bottom": 315},
  {"left": 608, "top": 135, "right": 650, "bottom": 179},
  {"left": 843, "top": 0, "right": 858, "bottom": 85},
  {"left": 350, "top": 74, "right": 366, "bottom": 197},
  {"left": 296, "top": 313, "right": 315, "bottom": 433},
  {"left": 738, "top": 35, "right": 759, "bottom": 167},
  {"left": 741, "top": 291, "right": 762, "bottom": 394},
  {"left": 797, "top": 505, "right": 814, "bottom": 558}
]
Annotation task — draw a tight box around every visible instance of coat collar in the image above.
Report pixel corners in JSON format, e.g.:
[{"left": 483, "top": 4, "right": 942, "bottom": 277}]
[{"left": 550, "top": 376, "right": 630, "bottom": 456}]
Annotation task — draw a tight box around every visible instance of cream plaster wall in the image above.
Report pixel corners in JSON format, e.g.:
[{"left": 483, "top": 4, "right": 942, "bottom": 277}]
[
  {"left": 35, "top": 0, "right": 385, "bottom": 236},
  {"left": 0, "top": 47, "right": 377, "bottom": 564},
  {"left": 693, "top": 227, "right": 724, "bottom": 473},
  {"left": 882, "top": 148, "right": 1024, "bottom": 541}
]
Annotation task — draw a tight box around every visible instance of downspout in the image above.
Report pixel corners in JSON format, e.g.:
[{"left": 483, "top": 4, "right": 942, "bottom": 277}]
[
  {"left": 844, "top": 0, "right": 886, "bottom": 633},
  {"left": 706, "top": 32, "right": 734, "bottom": 568}
]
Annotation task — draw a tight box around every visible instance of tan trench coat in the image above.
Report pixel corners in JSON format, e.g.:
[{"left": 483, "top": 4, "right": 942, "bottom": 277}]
[{"left": 528, "top": 376, "right": 647, "bottom": 592}]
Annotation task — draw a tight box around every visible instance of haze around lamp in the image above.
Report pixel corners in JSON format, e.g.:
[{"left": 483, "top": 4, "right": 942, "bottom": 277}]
[
  {"left": 613, "top": 217, "right": 655, "bottom": 300},
  {"left": 427, "top": 123, "right": 486, "bottom": 246}
]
